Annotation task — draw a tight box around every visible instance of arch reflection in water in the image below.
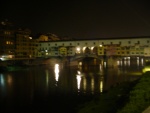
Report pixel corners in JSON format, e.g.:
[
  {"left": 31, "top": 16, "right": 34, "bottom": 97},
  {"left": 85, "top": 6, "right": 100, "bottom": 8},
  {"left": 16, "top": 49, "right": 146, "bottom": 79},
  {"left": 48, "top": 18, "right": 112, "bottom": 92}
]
[{"left": 54, "top": 64, "right": 59, "bottom": 83}]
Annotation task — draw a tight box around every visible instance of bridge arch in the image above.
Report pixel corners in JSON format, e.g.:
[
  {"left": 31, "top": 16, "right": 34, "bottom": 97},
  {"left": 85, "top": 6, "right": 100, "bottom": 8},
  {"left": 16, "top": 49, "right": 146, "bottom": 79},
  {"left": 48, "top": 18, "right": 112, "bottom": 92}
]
[
  {"left": 83, "top": 46, "right": 91, "bottom": 54},
  {"left": 91, "top": 46, "right": 98, "bottom": 55}
]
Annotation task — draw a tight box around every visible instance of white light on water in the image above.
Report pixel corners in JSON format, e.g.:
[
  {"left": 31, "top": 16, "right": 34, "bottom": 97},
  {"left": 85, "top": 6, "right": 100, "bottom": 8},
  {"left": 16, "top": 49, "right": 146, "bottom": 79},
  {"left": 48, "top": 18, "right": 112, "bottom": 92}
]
[
  {"left": 76, "top": 75, "right": 81, "bottom": 90},
  {"left": 104, "top": 62, "right": 106, "bottom": 67},
  {"left": 54, "top": 64, "right": 59, "bottom": 82},
  {"left": 76, "top": 70, "right": 83, "bottom": 90}
]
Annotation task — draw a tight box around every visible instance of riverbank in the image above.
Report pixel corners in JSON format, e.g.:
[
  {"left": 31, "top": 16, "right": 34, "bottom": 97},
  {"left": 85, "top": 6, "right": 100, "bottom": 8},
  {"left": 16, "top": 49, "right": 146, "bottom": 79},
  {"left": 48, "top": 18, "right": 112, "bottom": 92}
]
[{"left": 76, "top": 72, "right": 150, "bottom": 113}]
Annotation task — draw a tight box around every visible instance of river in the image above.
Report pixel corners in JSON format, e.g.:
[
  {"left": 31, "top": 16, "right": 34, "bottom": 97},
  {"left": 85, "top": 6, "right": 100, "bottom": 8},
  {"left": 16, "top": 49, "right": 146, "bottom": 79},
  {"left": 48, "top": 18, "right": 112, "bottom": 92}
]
[{"left": 0, "top": 57, "right": 143, "bottom": 113}]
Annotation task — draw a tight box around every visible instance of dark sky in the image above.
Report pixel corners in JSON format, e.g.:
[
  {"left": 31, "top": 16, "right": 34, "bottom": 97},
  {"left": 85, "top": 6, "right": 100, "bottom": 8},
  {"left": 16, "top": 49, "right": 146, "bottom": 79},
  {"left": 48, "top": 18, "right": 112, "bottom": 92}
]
[{"left": 1, "top": 0, "right": 150, "bottom": 39}]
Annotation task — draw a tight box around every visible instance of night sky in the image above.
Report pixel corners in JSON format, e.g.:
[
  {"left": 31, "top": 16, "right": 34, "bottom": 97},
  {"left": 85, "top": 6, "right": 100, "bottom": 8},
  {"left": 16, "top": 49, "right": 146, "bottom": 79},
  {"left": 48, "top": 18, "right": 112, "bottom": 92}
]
[{"left": 1, "top": 0, "right": 150, "bottom": 39}]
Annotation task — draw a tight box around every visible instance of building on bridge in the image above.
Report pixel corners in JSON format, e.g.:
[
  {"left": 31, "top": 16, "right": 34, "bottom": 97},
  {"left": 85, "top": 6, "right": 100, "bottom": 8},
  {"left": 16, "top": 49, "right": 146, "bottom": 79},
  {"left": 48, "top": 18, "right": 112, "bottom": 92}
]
[{"left": 37, "top": 37, "right": 150, "bottom": 60}]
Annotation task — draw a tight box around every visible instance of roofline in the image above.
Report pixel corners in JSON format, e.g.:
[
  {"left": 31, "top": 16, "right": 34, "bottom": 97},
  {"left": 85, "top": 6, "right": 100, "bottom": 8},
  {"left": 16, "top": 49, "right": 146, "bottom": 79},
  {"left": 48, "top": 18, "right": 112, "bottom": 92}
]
[{"left": 39, "top": 36, "right": 150, "bottom": 43}]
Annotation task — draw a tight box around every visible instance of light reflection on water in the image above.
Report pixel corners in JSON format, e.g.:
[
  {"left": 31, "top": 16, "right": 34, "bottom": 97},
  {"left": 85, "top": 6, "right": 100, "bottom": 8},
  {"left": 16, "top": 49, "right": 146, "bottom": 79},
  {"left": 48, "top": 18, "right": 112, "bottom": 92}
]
[
  {"left": 0, "top": 59, "right": 143, "bottom": 95},
  {"left": 0, "top": 58, "right": 143, "bottom": 112}
]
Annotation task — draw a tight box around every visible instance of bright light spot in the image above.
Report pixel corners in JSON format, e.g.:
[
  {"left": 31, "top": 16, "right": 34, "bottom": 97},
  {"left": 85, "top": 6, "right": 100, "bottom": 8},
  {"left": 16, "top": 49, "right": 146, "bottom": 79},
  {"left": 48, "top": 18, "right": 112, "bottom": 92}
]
[
  {"left": 91, "top": 46, "right": 94, "bottom": 50},
  {"left": 76, "top": 75, "right": 81, "bottom": 90},
  {"left": 99, "top": 45, "right": 102, "bottom": 47},
  {"left": 77, "top": 70, "right": 81, "bottom": 75},
  {"left": 76, "top": 47, "right": 80, "bottom": 51},
  {"left": 79, "top": 62, "right": 82, "bottom": 66},
  {"left": 29, "top": 37, "right": 32, "bottom": 39},
  {"left": 76, "top": 47, "right": 81, "bottom": 53},
  {"left": 0, "top": 55, "right": 14, "bottom": 61},
  {"left": 104, "top": 61, "right": 106, "bottom": 67},
  {"left": 76, "top": 70, "right": 83, "bottom": 90},
  {"left": 54, "top": 64, "right": 59, "bottom": 82},
  {"left": 83, "top": 47, "right": 86, "bottom": 50},
  {"left": 142, "top": 66, "right": 150, "bottom": 73}
]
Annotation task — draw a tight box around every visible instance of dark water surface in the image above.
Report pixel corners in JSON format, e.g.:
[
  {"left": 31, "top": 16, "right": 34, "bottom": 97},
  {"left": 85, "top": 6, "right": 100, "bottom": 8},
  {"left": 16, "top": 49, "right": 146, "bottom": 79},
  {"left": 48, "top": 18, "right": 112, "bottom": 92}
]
[{"left": 0, "top": 58, "right": 143, "bottom": 113}]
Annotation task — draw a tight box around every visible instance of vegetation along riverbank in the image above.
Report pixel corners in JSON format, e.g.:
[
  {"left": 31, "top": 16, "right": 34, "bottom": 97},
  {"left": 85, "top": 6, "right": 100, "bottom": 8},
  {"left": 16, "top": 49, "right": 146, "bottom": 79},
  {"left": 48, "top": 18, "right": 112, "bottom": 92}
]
[{"left": 76, "top": 72, "right": 150, "bottom": 113}]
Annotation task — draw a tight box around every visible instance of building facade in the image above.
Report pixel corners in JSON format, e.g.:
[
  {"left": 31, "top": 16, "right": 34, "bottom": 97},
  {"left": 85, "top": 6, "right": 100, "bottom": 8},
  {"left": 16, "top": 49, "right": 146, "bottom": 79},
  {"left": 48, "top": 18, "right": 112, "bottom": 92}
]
[
  {"left": 37, "top": 37, "right": 150, "bottom": 58},
  {"left": 0, "top": 20, "right": 38, "bottom": 60},
  {"left": 15, "top": 29, "right": 38, "bottom": 58},
  {"left": 0, "top": 20, "right": 15, "bottom": 59}
]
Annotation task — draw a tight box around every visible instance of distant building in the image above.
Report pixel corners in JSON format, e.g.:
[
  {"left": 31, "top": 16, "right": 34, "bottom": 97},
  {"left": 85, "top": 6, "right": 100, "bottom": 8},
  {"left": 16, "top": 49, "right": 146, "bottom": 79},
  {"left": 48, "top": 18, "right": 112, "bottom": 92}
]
[
  {"left": 15, "top": 28, "right": 38, "bottom": 58},
  {"left": 37, "top": 33, "right": 60, "bottom": 42},
  {"left": 0, "top": 20, "right": 15, "bottom": 58},
  {"left": 1, "top": 19, "right": 150, "bottom": 61},
  {"left": 0, "top": 20, "right": 38, "bottom": 60}
]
